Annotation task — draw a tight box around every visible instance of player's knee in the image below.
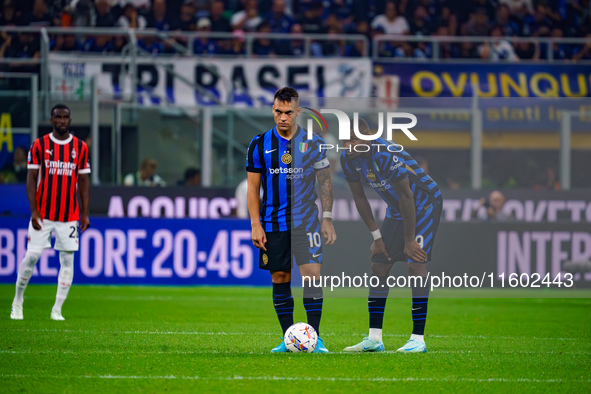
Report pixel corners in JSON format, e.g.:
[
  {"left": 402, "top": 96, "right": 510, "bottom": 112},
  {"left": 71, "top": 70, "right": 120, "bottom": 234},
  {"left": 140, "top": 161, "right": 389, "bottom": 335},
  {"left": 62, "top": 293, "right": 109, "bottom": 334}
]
[
  {"left": 23, "top": 250, "right": 41, "bottom": 266},
  {"left": 371, "top": 263, "right": 392, "bottom": 277},
  {"left": 59, "top": 251, "right": 74, "bottom": 267},
  {"left": 407, "top": 262, "right": 427, "bottom": 277},
  {"left": 271, "top": 271, "right": 290, "bottom": 284}
]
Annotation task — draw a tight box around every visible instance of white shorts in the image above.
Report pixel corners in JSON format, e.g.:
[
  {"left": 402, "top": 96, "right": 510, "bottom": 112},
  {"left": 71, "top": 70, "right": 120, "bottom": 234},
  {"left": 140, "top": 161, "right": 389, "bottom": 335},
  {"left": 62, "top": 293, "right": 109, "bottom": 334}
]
[{"left": 27, "top": 219, "right": 79, "bottom": 252}]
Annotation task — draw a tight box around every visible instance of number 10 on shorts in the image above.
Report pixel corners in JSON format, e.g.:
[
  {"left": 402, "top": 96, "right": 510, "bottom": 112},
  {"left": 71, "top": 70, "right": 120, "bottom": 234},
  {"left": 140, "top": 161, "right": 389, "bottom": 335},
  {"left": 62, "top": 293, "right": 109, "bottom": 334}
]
[{"left": 307, "top": 232, "right": 321, "bottom": 248}]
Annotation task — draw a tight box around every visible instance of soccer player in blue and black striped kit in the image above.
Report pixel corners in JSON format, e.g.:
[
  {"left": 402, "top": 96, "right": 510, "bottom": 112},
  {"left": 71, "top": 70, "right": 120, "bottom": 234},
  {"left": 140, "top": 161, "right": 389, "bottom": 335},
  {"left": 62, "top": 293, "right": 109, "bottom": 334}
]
[
  {"left": 246, "top": 87, "right": 336, "bottom": 353},
  {"left": 341, "top": 118, "right": 442, "bottom": 353}
]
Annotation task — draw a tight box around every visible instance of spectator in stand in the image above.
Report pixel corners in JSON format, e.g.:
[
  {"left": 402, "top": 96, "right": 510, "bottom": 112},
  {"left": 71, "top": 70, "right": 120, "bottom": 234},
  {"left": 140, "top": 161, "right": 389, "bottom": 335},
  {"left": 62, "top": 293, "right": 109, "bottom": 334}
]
[
  {"left": 265, "top": 0, "right": 295, "bottom": 33},
  {"left": 297, "top": 1, "right": 324, "bottom": 34},
  {"left": 499, "top": 0, "right": 534, "bottom": 20},
  {"left": 514, "top": 40, "right": 539, "bottom": 60},
  {"left": 551, "top": 27, "right": 571, "bottom": 60},
  {"left": 52, "top": 34, "right": 82, "bottom": 51},
  {"left": 494, "top": 4, "right": 520, "bottom": 36},
  {"left": 124, "top": 158, "right": 166, "bottom": 187},
  {"left": 147, "top": 0, "right": 172, "bottom": 31},
  {"left": 0, "top": 146, "right": 28, "bottom": 183},
  {"left": 534, "top": 165, "right": 561, "bottom": 190},
  {"left": 434, "top": 0, "right": 458, "bottom": 36},
  {"left": 478, "top": 25, "right": 519, "bottom": 60},
  {"left": 371, "top": 1, "right": 409, "bottom": 35},
  {"left": 572, "top": 33, "right": 591, "bottom": 60},
  {"left": 312, "top": 24, "right": 346, "bottom": 56},
  {"left": 462, "top": 8, "right": 491, "bottom": 36},
  {"left": 434, "top": 25, "right": 454, "bottom": 58},
  {"left": 472, "top": 190, "right": 512, "bottom": 221},
  {"left": 83, "top": 35, "right": 113, "bottom": 53},
  {"left": 138, "top": 34, "right": 164, "bottom": 54},
  {"left": 405, "top": 0, "right": 438, "bottom": 23},
  {"left": 19, "top": 0, "right": 51, "bottom": 27},
  {"left": 276, "top": 23, "right": 305, "bottom": 55},
  {"left": 409, "top": 5, "right": 434, "bottom": 36},
  {"left": 118, "top": 0, "right": 150, "bottom": 13},
  {"left": 115, "top": 3, "right": 147, "bottom": 29},
  {"left": 252, "top": 21, "right": 276, "bottom": 56},
  {"left": 345, "top": 20, "right": 369, "bottom": 57},
  {"left": 227, "top": 28, "right": 246, "bottom": 55},
  {"left": 5, "top": 31, "right": 40, "bottom": 73},
  {"left": 454, "top": 41, "right": 479, "bottom": 58},
  {"left": 193, "top": 17, "right": 219, "bottom": 55},
  {"left": 177, "top": 168, "right": 202, "bottom": 186},
  {"left": 328, "top": 0, "right": 355, "bottom": 31},
  {"left": 95, "top": 0, "right": 116, "bottom": 27},
  {"left": 70, "top": 0, "right": 95, "bottom": 27},
  {"left": 1, "top": 0, "right": 20, "bottom": 26},
  {"left": 468, "top": 0, "right": 497, "bottom": 22},
  {"left": 522, "top": 4, "right": 552, "bottom": 37},
  {"left": 231, "top": 0, "right": 262, "bottom": 32},
  {"left": 209, "top": 0, "right": 231, "bottom": 32},
  {"left": 112, "top": 35, "right": 127, "bottom": 53},
  {"left": 178, "top": 0, "right": 196, "bottom": 31}
]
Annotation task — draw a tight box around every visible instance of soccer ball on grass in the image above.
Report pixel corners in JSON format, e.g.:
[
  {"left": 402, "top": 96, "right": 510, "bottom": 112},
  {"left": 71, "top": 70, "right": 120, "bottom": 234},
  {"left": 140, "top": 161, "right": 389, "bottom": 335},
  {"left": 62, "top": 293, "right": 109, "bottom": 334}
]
[{"left": 284, "top": 323, "right": 317, "bottom": 353}]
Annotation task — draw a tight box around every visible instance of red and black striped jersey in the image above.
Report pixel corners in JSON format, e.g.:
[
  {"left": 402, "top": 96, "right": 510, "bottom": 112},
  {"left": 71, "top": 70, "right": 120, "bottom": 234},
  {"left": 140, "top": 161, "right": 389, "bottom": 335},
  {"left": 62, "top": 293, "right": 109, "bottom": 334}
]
[{"left": 27, "top": 133, "right": 91, "bottom": 222}]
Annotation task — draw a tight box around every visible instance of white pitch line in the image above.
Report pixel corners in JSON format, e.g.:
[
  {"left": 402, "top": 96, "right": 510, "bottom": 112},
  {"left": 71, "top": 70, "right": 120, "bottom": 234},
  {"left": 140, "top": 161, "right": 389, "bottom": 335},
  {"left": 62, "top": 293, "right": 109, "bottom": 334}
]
[
  {"left": 1, "top": 349, "right": 588, "bottom": 356},
  {"left": 0, "top": 374, "right": 589, "bottom": 384},
  {"left": 0, "top": 328, "right": 581, "bottom": 341}
]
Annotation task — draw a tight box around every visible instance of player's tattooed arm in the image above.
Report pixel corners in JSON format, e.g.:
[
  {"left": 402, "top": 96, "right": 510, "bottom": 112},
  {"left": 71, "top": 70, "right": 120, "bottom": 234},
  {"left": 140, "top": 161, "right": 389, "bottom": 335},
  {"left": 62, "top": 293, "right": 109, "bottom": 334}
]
[
  {"left": 316, "top": 167, "right": 333, "bottom": 214},
  {"left": 316, "top": 168, "right": 336, "bottom": 245}
]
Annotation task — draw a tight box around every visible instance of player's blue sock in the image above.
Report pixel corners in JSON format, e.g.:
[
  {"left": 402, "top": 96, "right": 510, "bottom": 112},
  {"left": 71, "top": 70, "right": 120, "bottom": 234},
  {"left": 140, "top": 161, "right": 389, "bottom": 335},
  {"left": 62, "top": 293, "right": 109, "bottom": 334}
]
[
  {"left": 368, "top": 276, "right": 389, "bottom": 329},
  {"left": 272, "top": 282, "right": 294, "bottom": 335},
  {"left": 411, "top": 277, "right": 430, "bottom": 336},
  {"left": 303, "top": 284, "right": 323, "bottom": 335}
]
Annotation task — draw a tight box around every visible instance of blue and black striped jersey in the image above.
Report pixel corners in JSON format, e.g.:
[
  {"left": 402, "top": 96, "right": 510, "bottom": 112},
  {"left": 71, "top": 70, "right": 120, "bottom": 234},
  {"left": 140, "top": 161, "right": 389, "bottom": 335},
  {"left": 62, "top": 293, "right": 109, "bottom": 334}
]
[
  {"left": 246, "top": 126, "right": 330, "bottom": 232},
  {"left": 340, "top": 137, "right": 442, "bottom": 220}
]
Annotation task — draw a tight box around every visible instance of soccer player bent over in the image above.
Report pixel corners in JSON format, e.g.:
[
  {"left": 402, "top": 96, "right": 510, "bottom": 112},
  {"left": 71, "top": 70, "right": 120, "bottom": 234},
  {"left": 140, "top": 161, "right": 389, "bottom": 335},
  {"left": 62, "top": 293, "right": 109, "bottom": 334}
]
[
  {"left": 246, "top": 87, "right": 336, "bottom": 353},
  {"left": 342, "top": 119, "right": 442, "bottom": 353},
  {"left": 11, "top": 104, "right": 91, "bottom": 321}
]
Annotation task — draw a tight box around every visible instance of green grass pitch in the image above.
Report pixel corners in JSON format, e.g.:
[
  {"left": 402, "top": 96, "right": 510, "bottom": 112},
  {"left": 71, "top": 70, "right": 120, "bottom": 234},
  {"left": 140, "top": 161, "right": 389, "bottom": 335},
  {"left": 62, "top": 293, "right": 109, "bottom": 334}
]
[{"left": 1, "top": 285, "right": 590, "bottom": 393}]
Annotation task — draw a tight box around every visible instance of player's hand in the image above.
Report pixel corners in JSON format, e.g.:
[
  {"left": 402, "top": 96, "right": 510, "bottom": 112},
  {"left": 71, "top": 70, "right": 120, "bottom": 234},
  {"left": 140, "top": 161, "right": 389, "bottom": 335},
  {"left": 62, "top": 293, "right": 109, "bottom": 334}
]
[
  {"left": 371, "top": 238, "right": 390, "bottom": 261},
  {"left": 405, "top": 240, "right": 428, "bottom": 263},
  {"left": 321, "top": 219, "right": 336, "bottom": 245},
  {"left": 31, "top": 211, "right": 43, "bottom": 230},
  {"left": 251, "top": 225, "right": 267, "bottom": 251},
  {"left": 80, "top": 214, "right": 90, "bottom": 233}
]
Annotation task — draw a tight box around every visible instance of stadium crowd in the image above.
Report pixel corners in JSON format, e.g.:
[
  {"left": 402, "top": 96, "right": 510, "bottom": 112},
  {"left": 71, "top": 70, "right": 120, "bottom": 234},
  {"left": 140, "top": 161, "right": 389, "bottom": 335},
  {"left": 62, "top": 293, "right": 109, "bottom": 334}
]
[{"left": 0, "top": 0, "right": 590, "bottom": 59}]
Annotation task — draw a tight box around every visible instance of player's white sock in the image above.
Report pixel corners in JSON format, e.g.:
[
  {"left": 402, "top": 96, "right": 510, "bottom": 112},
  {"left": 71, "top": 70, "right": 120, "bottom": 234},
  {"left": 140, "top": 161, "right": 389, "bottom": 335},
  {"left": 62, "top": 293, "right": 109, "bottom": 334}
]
[
  {"left": 53, "top": 251, "right": 74, "bottom": 312},
  {"left": 411, "top": 334, "right": 424, "bottom": 343},
  {"left": 369, "top": 328, "right": 383, "bottom": 342},
  {"left": 14, "top": 250, "right": 41, "bottom": 305}
]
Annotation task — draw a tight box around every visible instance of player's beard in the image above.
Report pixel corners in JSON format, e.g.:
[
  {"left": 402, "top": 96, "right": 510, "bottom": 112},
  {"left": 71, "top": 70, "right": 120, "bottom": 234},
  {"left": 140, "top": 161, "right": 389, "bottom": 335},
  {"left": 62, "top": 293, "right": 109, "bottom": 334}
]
[{"left": 56, "top": 126, "right": 69, "bottom": 135}]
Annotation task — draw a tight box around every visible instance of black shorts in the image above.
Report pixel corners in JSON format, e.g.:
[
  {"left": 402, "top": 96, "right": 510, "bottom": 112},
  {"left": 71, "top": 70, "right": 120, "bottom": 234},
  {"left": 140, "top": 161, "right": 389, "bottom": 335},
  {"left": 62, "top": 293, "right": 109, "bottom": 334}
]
[
  {"left": 372, "top": 201, "right": 442, "bottom": 264},
  {"left": 259, "top": 219, "right": 322, "bottom": 271}
]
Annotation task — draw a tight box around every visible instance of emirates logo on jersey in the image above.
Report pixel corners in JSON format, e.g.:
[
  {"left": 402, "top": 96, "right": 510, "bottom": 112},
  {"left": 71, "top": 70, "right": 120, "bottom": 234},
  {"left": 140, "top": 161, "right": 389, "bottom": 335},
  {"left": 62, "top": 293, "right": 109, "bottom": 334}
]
[{"left": 45, "top": 160, "right": 77, "bottom": 176}]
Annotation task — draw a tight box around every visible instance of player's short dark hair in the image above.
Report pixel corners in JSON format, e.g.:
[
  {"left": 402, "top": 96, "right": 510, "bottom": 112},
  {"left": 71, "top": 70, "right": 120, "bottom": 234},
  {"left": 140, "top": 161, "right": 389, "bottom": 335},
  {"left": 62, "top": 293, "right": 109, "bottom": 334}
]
[
  {"left": 51, "top": 104, "right": 70, "bottom": 117},
  {"left": 274, "top": 87, "right": 299, "bottom": 104},
  {"left": 350, "top": 117, "right": 370, "bottom": 135}
]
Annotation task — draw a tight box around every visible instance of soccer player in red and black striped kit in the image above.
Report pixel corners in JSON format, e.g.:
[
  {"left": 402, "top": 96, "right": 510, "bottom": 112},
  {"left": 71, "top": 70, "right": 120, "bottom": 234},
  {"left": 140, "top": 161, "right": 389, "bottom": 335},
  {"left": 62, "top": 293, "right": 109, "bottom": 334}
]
[{"left": 10, "top": 104, "right": 91, "bottom": 321}]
